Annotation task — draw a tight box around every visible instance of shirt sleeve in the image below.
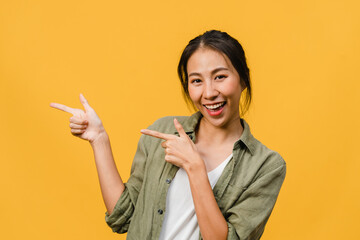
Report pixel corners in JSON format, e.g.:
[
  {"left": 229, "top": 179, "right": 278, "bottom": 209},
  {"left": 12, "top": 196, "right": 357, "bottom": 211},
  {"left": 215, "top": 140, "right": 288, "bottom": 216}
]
[
  {"left": 104, "top": 133, "right": 149, "bottom": 233},
  {"left": 225, "top": 159, "right": 286, "bottom": 240}
]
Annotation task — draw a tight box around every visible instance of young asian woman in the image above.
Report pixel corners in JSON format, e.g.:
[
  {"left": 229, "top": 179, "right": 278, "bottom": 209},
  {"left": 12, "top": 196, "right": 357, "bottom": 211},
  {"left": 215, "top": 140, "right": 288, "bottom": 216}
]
[{"left": 50, "top": 30, "right": 286, "bottom": 240}]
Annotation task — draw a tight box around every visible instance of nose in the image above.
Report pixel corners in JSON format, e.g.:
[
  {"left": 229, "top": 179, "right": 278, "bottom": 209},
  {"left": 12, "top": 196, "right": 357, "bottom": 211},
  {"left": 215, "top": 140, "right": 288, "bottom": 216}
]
[{"left": 203, "top": 81, "right": 219, "bottom": 100}]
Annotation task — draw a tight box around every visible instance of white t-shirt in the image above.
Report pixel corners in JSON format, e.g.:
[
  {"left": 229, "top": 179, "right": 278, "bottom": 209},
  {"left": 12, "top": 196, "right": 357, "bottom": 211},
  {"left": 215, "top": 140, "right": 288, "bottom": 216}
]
[{"left": 159, "top": 154, "right": 233, "bottom": 240}]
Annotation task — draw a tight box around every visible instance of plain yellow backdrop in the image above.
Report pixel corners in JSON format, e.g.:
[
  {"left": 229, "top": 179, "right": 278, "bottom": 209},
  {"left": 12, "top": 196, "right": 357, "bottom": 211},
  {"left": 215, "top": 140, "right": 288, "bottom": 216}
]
[{"left": 1, "top": 0, "right": 359, "bottom": 239}]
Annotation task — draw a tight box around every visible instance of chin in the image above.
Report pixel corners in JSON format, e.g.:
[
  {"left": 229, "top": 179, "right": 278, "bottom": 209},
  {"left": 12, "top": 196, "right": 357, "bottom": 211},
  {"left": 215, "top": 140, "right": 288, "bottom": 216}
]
[{"left": 201, "top": 112, "right": 228, "bottom": 128}]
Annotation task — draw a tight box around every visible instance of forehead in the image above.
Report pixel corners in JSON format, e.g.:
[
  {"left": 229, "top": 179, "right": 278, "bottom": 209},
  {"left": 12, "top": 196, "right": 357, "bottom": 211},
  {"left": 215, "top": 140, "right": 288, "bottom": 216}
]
[{"left": 187, "top": 47, "right": 233, "bottom": 74}]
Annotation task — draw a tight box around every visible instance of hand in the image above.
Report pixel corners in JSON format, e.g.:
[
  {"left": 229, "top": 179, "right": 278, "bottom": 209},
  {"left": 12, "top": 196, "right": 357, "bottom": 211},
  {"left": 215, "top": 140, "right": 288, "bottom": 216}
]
[
  {"left": 50, "top": 93, "right": 105, "bottom": 143},
  {"left": 141, "top": 118, "right": 204, "bottom": 172}
]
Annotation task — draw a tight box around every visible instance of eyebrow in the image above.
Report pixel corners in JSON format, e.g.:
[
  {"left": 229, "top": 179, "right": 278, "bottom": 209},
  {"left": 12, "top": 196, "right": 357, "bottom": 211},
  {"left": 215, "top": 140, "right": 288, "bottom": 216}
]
[{"left": 188, "top": 67, "right": 229, "bottom": 77}]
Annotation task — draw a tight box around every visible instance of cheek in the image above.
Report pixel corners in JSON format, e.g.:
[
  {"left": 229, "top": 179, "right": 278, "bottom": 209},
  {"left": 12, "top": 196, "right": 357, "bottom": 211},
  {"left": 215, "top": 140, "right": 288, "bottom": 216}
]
[
  {"left": 221, "top": 81, "right": 242, "bottom": 96},
  {"left": 188, "top": 86, "right": 200, "bottom": 103}
]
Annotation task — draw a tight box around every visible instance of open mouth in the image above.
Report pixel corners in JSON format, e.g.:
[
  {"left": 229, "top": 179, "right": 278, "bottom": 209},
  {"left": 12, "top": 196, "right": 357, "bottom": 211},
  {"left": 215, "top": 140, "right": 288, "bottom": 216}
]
[
  {"left": 203, "top": 102, "right": 226, "bottom": 116},
  {"left": 204, "top": 102, "right": 226, "bottom": 111}
]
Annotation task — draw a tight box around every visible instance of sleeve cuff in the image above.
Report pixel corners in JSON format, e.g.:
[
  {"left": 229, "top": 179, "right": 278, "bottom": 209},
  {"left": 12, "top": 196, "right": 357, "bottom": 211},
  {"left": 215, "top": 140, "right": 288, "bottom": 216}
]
[
  {"left": 226, "top": 221, "right": 240, "bottom": 240},
  {"left": 104, "top": 185, "right": 134, "bottom": 233}
]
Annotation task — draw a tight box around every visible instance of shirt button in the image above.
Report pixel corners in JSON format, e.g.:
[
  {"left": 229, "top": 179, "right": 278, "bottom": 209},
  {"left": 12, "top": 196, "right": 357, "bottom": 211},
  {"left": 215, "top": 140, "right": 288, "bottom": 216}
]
[
  {"left": 187, "top": 134, "right": 193, "bottom": 140},
  {"left": 158, "top": 209, "right": 164, "bottom": 215},
  {"left": 166, "top": 179, "right": 172, "bottom": 184}
]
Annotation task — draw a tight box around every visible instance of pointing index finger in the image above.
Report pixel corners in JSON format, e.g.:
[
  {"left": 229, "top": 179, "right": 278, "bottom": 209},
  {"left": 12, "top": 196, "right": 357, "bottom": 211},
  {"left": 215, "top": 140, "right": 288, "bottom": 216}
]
[
  {"left": 50, "top": 102, "right": 76, "bottom": 115},
  {"left": 140, "top": 129, "right": 176, "bottom": 141}
]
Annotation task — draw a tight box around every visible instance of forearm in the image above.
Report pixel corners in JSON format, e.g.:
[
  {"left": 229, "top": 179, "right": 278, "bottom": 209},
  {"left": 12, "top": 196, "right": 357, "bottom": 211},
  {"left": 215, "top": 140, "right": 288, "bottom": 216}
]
[
  {"left": 186, "top": 163, "right": 228, "bottom": 240},
  {"left": 90, "top": 132, "right": 125, "bottom": 214}
]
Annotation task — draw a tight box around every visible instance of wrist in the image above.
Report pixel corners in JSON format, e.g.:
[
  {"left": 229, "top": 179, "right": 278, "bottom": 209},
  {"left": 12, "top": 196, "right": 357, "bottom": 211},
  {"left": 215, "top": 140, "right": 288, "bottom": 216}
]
[
  {"left": 184, "top": 155, "right": 207, "bottom": 177},
  {"left": 90, "top": 131, "right": 109, "bottom": 147}
]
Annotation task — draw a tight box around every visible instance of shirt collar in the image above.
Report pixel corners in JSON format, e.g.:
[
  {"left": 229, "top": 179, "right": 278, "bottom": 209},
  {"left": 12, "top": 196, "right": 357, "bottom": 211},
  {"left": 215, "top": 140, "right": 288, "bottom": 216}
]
[
  {"left": 237, "top": 119, "right": 256, "bottom": 155},
  {"left": 176, "top": 111, "right": 255, "bottom": 155},
  {"left": 180, "top": 111, "right": 203, "bottom": 133}
]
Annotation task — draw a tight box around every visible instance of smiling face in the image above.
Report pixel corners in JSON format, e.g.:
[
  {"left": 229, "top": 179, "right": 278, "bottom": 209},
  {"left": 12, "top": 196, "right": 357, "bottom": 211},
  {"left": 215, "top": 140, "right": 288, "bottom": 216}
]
[{"left": 187, "top": 47, "right": 244, "bottom": 128}]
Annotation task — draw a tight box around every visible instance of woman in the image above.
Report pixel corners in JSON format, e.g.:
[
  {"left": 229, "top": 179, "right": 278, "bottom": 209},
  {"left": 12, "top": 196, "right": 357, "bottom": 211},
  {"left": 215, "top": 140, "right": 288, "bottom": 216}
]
[{"left": 50, "top": 30, "right": 286, "bottom": 240}]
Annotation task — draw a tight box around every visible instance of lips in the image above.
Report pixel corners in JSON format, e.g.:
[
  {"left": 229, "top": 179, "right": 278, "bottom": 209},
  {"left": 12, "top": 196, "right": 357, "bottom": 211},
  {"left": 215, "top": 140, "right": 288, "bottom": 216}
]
[
  {"left": 204, "top": 102, "right": 226, "bottom": 110},
  {"left": 203, "top": 102, "right": 226, "bottom": 116}
]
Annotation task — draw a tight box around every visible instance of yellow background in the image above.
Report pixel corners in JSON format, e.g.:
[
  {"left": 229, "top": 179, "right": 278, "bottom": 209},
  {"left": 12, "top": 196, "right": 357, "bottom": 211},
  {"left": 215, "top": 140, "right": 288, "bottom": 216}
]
[{"left": 1, "top": 0, "right": 359, "bottom": 239}]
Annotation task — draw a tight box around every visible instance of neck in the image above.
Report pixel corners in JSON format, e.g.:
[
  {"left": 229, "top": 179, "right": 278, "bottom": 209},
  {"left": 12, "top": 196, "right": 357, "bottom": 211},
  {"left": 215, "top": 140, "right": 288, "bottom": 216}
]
[{"left": 196, "top": 114, "right": 244, "bottom": 146}]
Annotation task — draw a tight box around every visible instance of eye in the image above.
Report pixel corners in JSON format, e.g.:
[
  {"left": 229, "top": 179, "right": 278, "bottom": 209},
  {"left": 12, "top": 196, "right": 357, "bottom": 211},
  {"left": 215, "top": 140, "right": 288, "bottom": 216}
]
[
  {"left": 190, "top": 79, "right": 202, "bottom": 84},
  {"left": 215, "top": 75, "right": 227, "bottom": 80}
]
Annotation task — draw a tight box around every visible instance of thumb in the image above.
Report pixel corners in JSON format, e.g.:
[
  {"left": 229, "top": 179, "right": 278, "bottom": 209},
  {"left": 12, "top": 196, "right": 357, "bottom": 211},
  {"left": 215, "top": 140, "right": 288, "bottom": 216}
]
[
  {"left": 79, "top": 93, "right": 93, "bottom": 112},
  {"left": 174, "top": 118, "right": 187, "bottom": 138}
]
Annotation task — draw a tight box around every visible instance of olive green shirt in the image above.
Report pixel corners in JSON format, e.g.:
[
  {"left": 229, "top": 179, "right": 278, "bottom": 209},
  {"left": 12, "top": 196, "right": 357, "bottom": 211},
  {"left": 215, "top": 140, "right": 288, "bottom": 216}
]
[{"left": 105, "top": 112, "right": 286, "bottom": 240}]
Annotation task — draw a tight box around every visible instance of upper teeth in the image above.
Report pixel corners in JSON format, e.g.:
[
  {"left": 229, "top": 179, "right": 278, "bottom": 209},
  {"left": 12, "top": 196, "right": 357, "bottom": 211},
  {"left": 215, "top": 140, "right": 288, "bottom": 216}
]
[{"left": 205, "top": 102, "right": 224, "bottom": 109}]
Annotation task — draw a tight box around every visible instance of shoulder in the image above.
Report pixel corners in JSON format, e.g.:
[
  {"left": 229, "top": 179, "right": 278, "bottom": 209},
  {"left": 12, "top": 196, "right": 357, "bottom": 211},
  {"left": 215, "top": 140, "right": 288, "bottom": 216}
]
[
  {"left": 234, "top": 119, "right": 286, "bottom": 184},
  {"left": 229, "top": 136, "right": 286, "bottom": 192},
  {"left": 253, "top": 138, "right": 286, "bottom": 167},
  {"left": 240, "top": 119, "right": 286, "bottom": 169},
  {"left": 248, "top": 137, "right": 286, "bottom": 182}
]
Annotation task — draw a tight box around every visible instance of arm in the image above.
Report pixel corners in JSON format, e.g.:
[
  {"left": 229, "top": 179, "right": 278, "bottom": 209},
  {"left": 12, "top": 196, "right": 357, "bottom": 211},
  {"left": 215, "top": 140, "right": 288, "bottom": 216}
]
[
  {"left": 141, "top": 119, "right": 286, "bottom": 239},
  {"left": 141, "top": 118, "right": 227, "bottom": 239},
  {"left": 105, "top": 132, "right": 149, "bottom": 233},
  {"left": 225, "top": 161, "right": 286, "bottom": 239},
  {"left": 90, "top": 132, "right": 125, "bottom": 214},
  {"left": 186, "top": 161, "right": 228, "bottom": 240},
  {"left": 50, "top": 94, "right": 124, "bottom": 214},
  {"left": 188, "top": 155, "right": 286, "bottom": 240}
]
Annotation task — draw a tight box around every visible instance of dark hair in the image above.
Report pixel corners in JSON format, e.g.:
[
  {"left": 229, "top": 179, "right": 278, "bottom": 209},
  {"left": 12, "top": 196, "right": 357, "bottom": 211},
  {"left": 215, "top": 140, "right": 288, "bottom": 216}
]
[{"left": 178, "top": 30, "right": 252, "bottom": 116}]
